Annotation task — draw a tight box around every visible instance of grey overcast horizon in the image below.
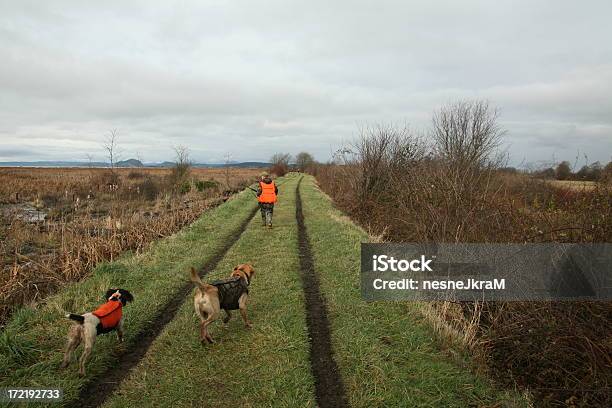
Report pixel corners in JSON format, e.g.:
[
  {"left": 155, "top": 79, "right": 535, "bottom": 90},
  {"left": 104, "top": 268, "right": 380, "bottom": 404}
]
[{"left": 1, "top": 1, "right": 611, "bottom": 167}]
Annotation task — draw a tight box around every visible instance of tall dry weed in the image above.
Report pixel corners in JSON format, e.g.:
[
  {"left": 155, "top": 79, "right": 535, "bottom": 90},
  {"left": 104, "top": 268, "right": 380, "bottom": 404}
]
[{"left": 313, "top": 101, "right": 612, "bottom": 406}]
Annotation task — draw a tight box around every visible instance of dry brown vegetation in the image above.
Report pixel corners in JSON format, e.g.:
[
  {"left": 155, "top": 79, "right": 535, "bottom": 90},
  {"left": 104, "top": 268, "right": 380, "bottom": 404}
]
[
  {"left": 0, "top": 166, "right": 260, "bottom": 325},
  {"left": 269, "top": 152, "right": 292, "bottom": 177},
  {"left": 312, "top": 101, "right": 612, "bottom": 406},
  {"left": 547, "top": 179, "right": 598, "bottom": 192}
]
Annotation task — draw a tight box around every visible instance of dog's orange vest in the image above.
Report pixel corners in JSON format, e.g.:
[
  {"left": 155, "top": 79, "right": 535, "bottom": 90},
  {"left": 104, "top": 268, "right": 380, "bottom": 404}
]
[
  {"left": 258, "top": 181, "right": 277, "bottom": 203},
  {"left": 92, "top": 300, "right": 122, "bottom": 330}
]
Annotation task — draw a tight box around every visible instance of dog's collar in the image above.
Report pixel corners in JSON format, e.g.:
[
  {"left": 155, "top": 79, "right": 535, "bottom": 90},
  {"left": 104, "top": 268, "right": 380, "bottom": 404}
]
[{"left": 232, "top": 272, "right": 250, "bottom": 286}]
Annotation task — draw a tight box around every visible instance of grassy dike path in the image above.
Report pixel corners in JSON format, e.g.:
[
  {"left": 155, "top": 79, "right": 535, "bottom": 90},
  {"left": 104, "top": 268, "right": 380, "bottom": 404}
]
[
  {"left": 102, "top": 173, "right": 317, "bottom": 407},
  {"left": 1, "top": 173, "right": 528, "bottom": 407},
  {"left": 298, "top": 175, "right": 526, "bottom": 408},
  {"left": 0, "top": 186, "right": 260, "bottom": 406}
]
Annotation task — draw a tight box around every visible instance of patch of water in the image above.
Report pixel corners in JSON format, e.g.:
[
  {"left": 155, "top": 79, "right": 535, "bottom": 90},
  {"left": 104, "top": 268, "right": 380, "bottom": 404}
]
[{"left": 1, "top": 203, "right": 47, "bottom": 222}]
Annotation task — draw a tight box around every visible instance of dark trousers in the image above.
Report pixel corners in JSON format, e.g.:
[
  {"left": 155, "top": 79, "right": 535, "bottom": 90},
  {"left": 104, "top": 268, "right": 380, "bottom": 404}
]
[{"left": 259, "top": 203, "right": 274, "bottom": 226}]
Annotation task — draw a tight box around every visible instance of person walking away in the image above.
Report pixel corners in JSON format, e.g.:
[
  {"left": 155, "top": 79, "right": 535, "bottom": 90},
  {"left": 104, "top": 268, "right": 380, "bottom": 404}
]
[{"left": 257, "top": 172, "right": 278, "bottom": 228}]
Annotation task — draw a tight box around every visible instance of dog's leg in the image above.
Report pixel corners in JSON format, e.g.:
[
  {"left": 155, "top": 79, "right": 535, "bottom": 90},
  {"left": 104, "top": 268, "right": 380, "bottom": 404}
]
[
  {"left": 116, "top": 318, "right": 124, "bottom": 342},
  {"left": 203, "top": 320, "right": 215, "bottom": 344},
  {"left": 60, "top": 324, "right": 82, "bottom": 369},
  {"left": 199, "top": 318, "right": 207, "bottom": 343},
  {"left": 238, "top": 294, "right": 252, "bottom": 328},
  {"left": 200, "top": 308, "right": 219, "bottom": 344},
  {"left": 195, "top": 290, "right": 219, "bottom": 344},
  {"left": 223, "top": 310, "right": 232, "bottom": 324},
  {"left": 200, "top": 316, "right": 216, "bottom": 344},
  {"left": 78, "top": 326, "right": 96, "bottom": 377}
]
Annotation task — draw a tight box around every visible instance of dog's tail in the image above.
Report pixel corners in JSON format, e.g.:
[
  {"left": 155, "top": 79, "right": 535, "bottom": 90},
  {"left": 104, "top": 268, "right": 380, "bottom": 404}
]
[
  {"left": 66, "top": 313, "right": 85, "bottom": 324},
  {"left": 190, "top": 267, "right": 207, "bottom": 290}
]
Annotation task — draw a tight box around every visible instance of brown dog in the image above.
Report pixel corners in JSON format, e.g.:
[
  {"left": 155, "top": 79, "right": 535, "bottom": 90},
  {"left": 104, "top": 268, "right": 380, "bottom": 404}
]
[{"left": 190, "top": 264, "right": 255, "bottom": 344}]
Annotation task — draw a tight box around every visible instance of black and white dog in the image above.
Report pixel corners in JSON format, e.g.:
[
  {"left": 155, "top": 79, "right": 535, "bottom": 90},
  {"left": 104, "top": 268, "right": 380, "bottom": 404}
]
[{"left": 60, "top": 289, "right": 133, "bottom": 376}]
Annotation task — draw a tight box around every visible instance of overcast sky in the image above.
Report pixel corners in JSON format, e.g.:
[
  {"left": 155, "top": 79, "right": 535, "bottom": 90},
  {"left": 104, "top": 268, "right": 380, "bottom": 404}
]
[{"left": 1, "top": 0, "right": 610, "bottom": 166}]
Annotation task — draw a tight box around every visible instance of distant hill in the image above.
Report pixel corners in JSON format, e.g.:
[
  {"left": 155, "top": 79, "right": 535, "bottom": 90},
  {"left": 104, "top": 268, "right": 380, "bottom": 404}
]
[
  {"left": 115, "top": 159, "right": 144, "bottom": 167},
  {"left": 0, "top": 159, "right": 270, "bottom": 168}
]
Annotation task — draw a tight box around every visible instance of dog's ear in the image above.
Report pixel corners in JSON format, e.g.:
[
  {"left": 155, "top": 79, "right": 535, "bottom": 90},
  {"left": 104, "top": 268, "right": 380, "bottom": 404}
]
[
  {"left": 244, "top": 264, "right": 255, "bottom": 276},
  {"left": 234, "top": 264, "right": 254, "bottom": 277},
  {"left": 105, "top": 289, "right": 117, "bottom": 300},
  {"left": 242, "top": 264, "right": 255, "bottom": 276},
  {"left": 119, "top": 289, "right": 134, "bottom": 303}
]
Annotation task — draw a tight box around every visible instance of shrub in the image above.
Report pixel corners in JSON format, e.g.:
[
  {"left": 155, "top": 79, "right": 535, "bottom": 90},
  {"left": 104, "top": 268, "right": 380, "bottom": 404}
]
[
  {"left": 295, "top": 152, "right": 316, "bottom": 172},
  {"left": 605, "top": 161, "right": 612, "bottom": 181},
  {"left": 167, "top": 146, "right": 192, "bottom": 193},
  {"left": 137, "top": 177, "right": 159, "bottom": 201},
  {"left": 269, "top": 163, "right": 288, "bottom": 177},
  {"left": 179, "top": 181, "right": 191, "bottom": 194},
  {"left": 534, "top": 167, "right": 555, "bottom": 179},
  {"left": 313, "top": 102, "right": 612, "bottom": 406},
  {"left": 270, "top": 153, "right": 292, "bottom": 177},
  {"left": 195, "top": 180, "right": 218, "bottom": 192},
  {"left": 127, "top": 170, "right": 145, "bottom": 179},
  {"left": 41, "top": 193, "right": 59, "bottom": 207},
  {"left": 576, "top": 162, "right": 603, "bottom": 181},
  {"left": 555, "top": 161, "right": 572, "bottom": 180},
  {"left": 432, "top": 100, "right": 504, "bottom": 168},
  {"left": 91, "top": 171, "right": 120, "bottom": 188}
]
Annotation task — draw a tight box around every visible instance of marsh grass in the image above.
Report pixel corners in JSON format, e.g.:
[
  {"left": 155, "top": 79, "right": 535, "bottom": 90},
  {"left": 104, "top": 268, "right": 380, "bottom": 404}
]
[
  {"left": 0, "top": 188, "right": 258, "bottom": 405},
  {"left": 0, "top": 167, "right": 260, "bottom": 324}
]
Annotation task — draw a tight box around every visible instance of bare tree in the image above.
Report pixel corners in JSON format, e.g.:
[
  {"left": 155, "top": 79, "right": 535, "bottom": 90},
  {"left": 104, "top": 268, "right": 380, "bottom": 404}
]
[
  {"left": 169, "top": 145, "right": 191, "bottom": 192},
  {"left": 270, "top": 153, "right": 292, "bottom": 166},
  {"left": 104, "top": 129, "right": 122, "bottom": 171},
  {"left": 270, "top": 153, "right": 292, "bottom": 176},
  {"left": 136, "top": 151, "right": 144, "bottom": 167},
  {"left": 295, "top": 152, "right": 315, "bottom": 172},
  {"left": 344, "top": 124, "right": 426, "bottom": 209},
  {"left": 85, "top": 153, "right": 94, "bottom": 169},
  {"left": 174, "top": 145, "right": 191, "bottom": 178},
  {"left": 432, "top": 100, "right": 505, "bottom": 168},
  {"left": 224, "top": 152, "right": 233, "bottom": 189}
]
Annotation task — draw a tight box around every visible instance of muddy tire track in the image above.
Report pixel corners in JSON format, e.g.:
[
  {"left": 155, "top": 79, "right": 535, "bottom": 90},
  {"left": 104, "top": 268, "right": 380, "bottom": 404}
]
[
  {"left": 295, "top": 177, "right": 349, "bottom": 408},
  {"left": 70, "top": 205, "right": 259, "bottom": 408}
]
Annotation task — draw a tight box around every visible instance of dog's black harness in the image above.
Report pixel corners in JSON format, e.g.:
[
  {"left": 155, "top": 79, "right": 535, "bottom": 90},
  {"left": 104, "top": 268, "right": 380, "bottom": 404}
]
[{"left": 210, "top": 276, "right": 249, "bottom": 310}]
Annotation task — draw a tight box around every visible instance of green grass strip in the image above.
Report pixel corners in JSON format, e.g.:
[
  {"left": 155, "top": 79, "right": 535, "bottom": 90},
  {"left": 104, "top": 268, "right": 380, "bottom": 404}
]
[
  {"left": 102, "top": 173, "right": 316, "bottom": 407},
  {"left": 0, "top": 187, "right": 260, "bottom": 405},
  {"left": 298, "top": 175, "right": 527, "bottom": 407}
]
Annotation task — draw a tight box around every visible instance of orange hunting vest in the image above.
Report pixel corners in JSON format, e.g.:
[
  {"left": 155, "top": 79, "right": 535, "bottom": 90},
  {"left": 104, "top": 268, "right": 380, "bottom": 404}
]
[
  {"left": 258, "top": 181, "right": 277, "bottom": 204},
  {"left": 92, "top": 300, "right": 122, "bottom": 330}
]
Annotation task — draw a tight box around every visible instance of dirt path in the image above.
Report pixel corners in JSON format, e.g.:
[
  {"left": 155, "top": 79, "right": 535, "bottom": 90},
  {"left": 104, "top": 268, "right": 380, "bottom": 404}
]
[
  {"left": 295, "top": 178, "right": 349, "bottom": 408},
  {"left": 70, "top": 205, "right": 259, "bottom": 408}
]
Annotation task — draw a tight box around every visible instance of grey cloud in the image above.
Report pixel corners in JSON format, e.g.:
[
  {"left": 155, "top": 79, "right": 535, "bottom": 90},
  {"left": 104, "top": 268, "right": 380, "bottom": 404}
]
[{"left": 0, "top": 0, "right": 610, "bottom": 165}]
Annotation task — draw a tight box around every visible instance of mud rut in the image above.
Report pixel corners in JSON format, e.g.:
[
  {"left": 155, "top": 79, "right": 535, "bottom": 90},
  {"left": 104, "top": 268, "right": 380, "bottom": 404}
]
[
  {"left": 295, "top": 178, "right": 349, "bottom": 408},
  {"left": 70, "top": 205, "right": 259, "bottom": 408}
]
